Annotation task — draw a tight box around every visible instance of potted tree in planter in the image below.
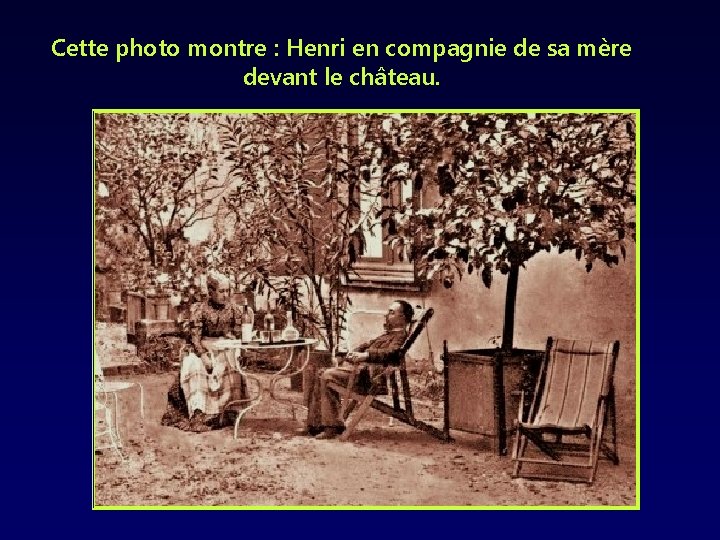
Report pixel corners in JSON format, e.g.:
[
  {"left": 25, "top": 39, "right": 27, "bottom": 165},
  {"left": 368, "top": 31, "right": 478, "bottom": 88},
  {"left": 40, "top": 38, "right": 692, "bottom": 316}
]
[
  {"left": 151, "top": 272, "right": 172, "bottom": 320},
  {"left": 376, "top": 112, "right": 636, "bottom": 453}
]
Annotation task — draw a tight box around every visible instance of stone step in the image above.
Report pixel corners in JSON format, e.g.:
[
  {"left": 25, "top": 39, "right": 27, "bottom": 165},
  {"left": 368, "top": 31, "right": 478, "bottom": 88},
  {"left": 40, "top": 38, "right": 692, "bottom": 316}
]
[{"left": 101, "top": 362, "right": 174, "bottom": 377}]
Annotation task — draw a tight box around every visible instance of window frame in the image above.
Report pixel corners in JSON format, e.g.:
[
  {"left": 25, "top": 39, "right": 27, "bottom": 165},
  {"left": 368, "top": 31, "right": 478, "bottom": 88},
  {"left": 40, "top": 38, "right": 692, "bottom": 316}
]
[{"left": 345, "top": 164, "right": 426, "bottom": 293}]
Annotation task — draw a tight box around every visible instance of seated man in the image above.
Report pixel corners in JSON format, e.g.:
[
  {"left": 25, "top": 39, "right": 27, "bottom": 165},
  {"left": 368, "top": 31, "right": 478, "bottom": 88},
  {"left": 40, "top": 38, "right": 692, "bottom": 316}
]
[{"left": 302, "top": 300, "right": 414, "bottom": 439}]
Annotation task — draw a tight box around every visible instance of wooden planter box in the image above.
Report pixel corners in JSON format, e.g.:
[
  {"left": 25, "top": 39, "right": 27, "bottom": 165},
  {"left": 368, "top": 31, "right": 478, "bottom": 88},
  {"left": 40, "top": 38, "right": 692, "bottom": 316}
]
[
  {"left": 444, "top": 347, "right": 544, "bottom": 455},
  {"left": 126, "top": 291, "right": 176, "bottom": 343}
]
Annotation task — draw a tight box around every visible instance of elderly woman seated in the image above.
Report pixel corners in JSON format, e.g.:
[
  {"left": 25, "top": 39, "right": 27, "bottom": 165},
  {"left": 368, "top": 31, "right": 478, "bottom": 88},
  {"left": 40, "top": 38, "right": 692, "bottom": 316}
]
[{"left": 161, "top": 272, "right": 248, "bottom": 433}]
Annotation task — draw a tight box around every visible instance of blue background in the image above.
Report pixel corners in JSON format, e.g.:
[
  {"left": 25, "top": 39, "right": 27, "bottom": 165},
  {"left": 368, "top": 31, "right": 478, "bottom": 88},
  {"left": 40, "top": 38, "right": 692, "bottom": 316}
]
[{"left": 4, "top": 0, "right": 713, "bottom": 534}]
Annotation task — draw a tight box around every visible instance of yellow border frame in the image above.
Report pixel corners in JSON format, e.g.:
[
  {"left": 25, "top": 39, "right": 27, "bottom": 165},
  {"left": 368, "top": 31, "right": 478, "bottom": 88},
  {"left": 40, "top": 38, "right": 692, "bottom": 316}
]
[{"left": 93, "top": 109, "right": 640, "bottom": 511}]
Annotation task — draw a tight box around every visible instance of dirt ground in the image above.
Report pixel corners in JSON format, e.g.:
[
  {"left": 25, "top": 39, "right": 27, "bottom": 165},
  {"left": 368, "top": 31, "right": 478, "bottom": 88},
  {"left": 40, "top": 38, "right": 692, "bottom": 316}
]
[{"left": 94, "top": 325, "right": 636, "bottom": 508}]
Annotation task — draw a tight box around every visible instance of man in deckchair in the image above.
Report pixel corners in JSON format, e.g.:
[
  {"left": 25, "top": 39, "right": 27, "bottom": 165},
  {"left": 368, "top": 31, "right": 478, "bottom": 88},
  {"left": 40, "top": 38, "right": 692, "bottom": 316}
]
[{"left": 300, "top": 300, "right": 414, "bottom": 439}]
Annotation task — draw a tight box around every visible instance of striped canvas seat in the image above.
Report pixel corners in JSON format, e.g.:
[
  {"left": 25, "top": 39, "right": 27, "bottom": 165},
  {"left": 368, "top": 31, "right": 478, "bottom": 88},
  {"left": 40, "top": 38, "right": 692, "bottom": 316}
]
[{"left": 512, "top": 337, "right": 620, "bottom": 484}]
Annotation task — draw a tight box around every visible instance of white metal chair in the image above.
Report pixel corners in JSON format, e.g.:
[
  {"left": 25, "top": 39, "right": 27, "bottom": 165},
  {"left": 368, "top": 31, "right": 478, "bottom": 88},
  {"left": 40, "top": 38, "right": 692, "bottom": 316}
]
[{"left": 94, "top": 352, "right": 144, "bottom": 460}]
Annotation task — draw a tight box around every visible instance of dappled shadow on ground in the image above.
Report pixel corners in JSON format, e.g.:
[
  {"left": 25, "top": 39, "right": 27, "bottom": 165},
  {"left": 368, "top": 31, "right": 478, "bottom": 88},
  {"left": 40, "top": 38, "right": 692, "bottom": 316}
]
[{"left": 94, "top": 371, "right": 635, "bottom": 507}]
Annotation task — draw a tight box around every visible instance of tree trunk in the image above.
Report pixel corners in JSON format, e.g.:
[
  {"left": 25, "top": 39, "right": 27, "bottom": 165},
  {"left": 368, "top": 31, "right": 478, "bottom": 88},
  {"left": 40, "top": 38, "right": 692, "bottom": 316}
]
[
  {"left": 495, "top": 262, "right": 520, "bottom": 455},
  {"left": 147, "top": 241, "right": 156, "bottom": 267},
  {"left": 164, "top": 235, "right": 175, "bottom": 262},
  {"left": 501, "top": 263, "right": 519, "bottom": 351},
  {"left": 313, "top": 278, "right": 334, "bottom": 352}
]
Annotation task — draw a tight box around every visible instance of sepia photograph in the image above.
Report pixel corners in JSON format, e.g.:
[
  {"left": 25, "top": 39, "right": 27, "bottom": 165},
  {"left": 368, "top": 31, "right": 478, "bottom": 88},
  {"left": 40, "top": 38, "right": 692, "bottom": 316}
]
[{"left": 93, "top": 111, "right": 637, "bottom": 508}]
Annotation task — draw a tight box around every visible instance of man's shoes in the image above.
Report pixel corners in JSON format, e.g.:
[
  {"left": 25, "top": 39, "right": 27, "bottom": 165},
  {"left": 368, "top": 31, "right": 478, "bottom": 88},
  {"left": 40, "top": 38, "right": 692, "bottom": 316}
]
[
  {"left": 296, "top": 426, "right": 323, "bottom": 437},
  {"left": 314, "top": 426, "right": 345, "bottom": 440},
  {"left": 189, "top": 419, "right": 211, "bottom": 433},
  {"left": 188, "top": 410, "right": 211, "bottom": 433}
]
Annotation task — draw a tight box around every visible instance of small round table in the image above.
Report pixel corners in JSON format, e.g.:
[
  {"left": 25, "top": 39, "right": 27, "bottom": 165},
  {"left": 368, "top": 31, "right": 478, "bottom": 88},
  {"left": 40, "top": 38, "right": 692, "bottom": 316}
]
[{"left": 207, "top": 338, "right": 317, "bottom": 439}]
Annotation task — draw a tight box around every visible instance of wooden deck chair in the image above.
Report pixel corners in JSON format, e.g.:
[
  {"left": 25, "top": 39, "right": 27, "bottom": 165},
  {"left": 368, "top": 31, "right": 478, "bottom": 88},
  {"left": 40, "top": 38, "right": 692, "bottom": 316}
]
[
  {"left": 511, "top": 337, "right": 620, "bottom": 484},
  {"left": 327, "top": 308, "right": 451, "bottom": 442}
]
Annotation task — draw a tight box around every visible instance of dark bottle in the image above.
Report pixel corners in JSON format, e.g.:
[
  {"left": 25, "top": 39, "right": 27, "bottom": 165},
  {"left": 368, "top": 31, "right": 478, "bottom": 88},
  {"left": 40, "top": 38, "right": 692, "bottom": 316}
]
[{"left": 264, "top": 299, "right": 275, "bottom": 342}]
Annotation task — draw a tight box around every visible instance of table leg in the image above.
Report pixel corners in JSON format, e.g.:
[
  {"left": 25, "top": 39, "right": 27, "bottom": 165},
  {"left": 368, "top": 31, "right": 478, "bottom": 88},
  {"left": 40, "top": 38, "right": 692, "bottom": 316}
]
[
  {"left": 268, "top": 346, "right": 313, "bottom": 419},
  {"left": 228, "top": 374, "right": 264, "bottom": 439},
  {"left": 224, "top": 369, "right": 265, "bottom": 440},
  {"left": 221, "top": 343, "right": 316, "bottom": 439},
  {"left": 111, "top": 391, "right": 123, "bottom": 449},
  {"left": 268, "top": 346, "right": 296, "bottom": 398}
]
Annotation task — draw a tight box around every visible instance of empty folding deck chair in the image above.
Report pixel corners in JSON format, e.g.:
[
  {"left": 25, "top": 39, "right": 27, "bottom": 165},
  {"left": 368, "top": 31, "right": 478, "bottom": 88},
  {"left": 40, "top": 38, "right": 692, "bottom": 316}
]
[
  {"left": 327, "top": 307, "right": 451, "bottom": 442},
  {"left": 512, "top": 337, "right": 620, "bottom": 484}
]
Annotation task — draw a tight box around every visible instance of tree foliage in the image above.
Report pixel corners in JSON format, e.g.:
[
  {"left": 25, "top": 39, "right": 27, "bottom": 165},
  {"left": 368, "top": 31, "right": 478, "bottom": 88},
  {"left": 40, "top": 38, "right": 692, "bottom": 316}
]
[
  {"left": 217, "top": 113, "right": 375, "bottom": 351},
  {"left": 374, "top": 113, "right": 636, "bottom": 289},
  {"left": 95, "top": 112, "right": 636, "bottom": 352},
  {"left": 95, "top": 113, "right": 227, "bottom": 277}
]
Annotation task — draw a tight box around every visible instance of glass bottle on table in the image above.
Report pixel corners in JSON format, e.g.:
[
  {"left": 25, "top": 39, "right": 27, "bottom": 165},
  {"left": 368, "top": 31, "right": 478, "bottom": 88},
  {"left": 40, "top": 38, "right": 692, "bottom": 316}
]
[
  {"left": 281, "top": 309, "right": 299, "bottom": 342},
  {"left": 240, "top": 297, "right": 254, "bottom": 343}
]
